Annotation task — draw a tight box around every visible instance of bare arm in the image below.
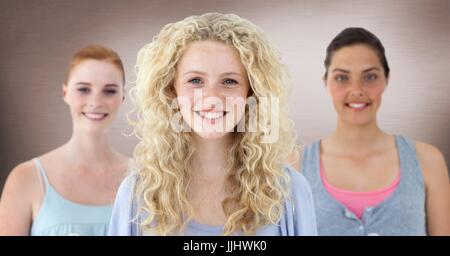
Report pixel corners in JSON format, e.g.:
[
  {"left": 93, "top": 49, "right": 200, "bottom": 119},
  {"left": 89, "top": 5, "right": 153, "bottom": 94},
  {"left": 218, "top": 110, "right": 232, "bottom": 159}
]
[
  {"left": 416, "top": 142, "right": 450, "bottom": 235},
  {"left": 0, "top": 162, "right": 36, "bottom": 235}
]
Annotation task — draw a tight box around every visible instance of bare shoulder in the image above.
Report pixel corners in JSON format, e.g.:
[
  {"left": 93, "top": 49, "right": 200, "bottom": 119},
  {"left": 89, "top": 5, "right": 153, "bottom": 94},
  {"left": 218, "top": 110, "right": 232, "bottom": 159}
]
[
  {"left": 415, "top": 141, "right": 449, "bottom": 186},
  {"left": 2, "top": 151, "right": 57, "bottom": 202},
  {"left": 5, "top": 161, "right": 37, "bottom": 190},
  {"left": 1, "top": 160, "right": 40, "bottom": 200},
  {"left": 0, "top": 160, "right": 42, "bottom": 235},
  {"left": 415, "top": 141, "right": 447, "bottom": 170}
]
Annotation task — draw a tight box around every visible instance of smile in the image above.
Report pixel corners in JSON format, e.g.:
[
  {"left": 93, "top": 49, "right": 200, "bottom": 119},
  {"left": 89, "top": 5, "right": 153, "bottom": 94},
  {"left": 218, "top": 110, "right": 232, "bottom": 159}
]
[
  {"left": 345, "top": 102, "right": 370, "bottom": 110},
  {"left": 82, "top": 112, "right": 108, "bottom": 121},
  {"left": 194, "top": 111, "right": 228, "bottom": 120}
]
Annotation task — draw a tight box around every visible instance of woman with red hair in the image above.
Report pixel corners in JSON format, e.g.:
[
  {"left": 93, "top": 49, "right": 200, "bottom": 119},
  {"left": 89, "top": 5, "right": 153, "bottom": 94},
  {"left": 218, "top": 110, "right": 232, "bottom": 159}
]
[{"left": 0, "top": 45, "right": 129, "bottom": 235}]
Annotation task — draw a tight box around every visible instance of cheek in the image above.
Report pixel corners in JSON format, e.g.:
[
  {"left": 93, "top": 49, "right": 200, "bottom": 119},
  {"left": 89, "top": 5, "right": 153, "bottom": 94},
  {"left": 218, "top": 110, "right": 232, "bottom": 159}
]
[
  {"left": 66, "top": 93, "right": 85, "bottom": 109},
  {"left": 225, "top": 87, "right": 249, "bottom": 103},
  {"left": 176, "top": 88, "right": 195, "bottom": 112},
  {"left": 235, "top": 100, "right": 247, "bottom": 120},
  {"left": 106, "top": 96, "right": 123, "bottom": 109},
  {"left": 367, "top": 85, "right": 385, "bottom": 103},
  {"left": 328, "top": 86, "right": 346, "bottom": 104},
  {"left": 238, "top": 87, "right": 250, "bottom": 99}
]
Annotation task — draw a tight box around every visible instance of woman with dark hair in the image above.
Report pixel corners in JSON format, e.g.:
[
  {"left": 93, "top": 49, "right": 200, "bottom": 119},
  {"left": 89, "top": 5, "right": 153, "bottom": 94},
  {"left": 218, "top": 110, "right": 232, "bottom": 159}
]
[{"left": 301, "top": 27, "right": 449, "bottom": 236}]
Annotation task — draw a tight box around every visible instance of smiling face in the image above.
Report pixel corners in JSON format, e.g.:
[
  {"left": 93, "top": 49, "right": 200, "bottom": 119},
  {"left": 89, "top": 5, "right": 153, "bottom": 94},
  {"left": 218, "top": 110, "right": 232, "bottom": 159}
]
[
  {"left": 174, "top": 40, "right": 250, "bottom": 139},
  {"left": 325, "top": 44, "right": 388, "bottom": 126},
  {"left": 63, "top": 59, "right": 124, "bottom": 133}
]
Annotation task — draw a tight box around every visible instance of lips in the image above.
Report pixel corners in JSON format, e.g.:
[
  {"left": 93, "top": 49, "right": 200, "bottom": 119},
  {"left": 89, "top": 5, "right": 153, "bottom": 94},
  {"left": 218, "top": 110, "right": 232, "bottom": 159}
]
[
  {"left": 82, "top": 112, "right": 108, "bottom": 121},
  {"left": 194, "top": 110, "right": 228, "bottom": 120},
  {"left": 345, "top": 102, "right": 370, "bottom": 109}
]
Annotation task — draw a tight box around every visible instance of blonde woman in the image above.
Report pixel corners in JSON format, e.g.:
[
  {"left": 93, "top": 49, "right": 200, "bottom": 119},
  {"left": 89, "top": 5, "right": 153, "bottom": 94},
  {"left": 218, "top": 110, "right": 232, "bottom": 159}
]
[
  {"left": 0, "top": 45, "right": 129, "bottom": 235},
  {"left": 108, "top": 13, "right": 317, "bottom": 236}
]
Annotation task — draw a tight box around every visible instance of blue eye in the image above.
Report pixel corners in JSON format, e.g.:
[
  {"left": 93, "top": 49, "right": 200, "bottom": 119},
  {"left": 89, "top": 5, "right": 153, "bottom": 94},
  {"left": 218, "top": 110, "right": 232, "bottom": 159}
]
[
  {"left": 335, "top": 75, "right": 348, "bottom": 82},
  {"left": 223, "top": 79, "right": 238, "bottom": 87},
  {"left": 188, "top": 78, "right": 202, "bottom": 84},
  {"left": 364, "top": 73, "right": 378, "bottom": 82}
]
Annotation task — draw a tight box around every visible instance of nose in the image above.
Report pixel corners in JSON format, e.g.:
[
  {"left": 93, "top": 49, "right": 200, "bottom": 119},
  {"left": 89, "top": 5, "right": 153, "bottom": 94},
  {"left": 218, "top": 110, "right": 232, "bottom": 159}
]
[
  {"left": 88, "top": 90, "right": 104, "bottom": 108},
  {"left": 199, "top": 84, "right": 223, "bottom": 110},
  {"left": 350, "top": 90, "right": 364, "bottom": 98},
  {"left": 349, "top": 80, "right": 365, "bottom": 98},
  {"left": 203, "top": 84, "right": 221, "bottom": 98}
]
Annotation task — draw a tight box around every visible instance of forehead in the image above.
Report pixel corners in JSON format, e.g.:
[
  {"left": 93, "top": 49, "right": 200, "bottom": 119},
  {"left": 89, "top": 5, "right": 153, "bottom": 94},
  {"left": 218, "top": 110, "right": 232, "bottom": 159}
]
[
  {"left": 177, "top": 40, "right": 246, "bottom": 74},
  {"left": 330, "top": 44, "right": 382, "bottom": 70},
  {"left": 69, "top": 59, "right": 123, "bottom": 84}
]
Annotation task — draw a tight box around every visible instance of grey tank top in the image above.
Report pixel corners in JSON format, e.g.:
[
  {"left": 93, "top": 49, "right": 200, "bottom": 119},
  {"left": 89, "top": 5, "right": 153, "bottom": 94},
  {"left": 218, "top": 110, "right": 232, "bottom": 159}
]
[{"left": 301, "top": 135, "right": 426, "bottom": 236}]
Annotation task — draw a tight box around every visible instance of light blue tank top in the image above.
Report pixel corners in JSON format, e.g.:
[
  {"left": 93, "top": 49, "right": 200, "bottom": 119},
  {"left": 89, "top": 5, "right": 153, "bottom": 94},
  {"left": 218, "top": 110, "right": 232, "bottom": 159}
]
[
  {"left": 301, "top": 135, "right": 426, "bottom": 236},
  {"left": 30, "top": 158, "right": 113, "bottom": 236}
]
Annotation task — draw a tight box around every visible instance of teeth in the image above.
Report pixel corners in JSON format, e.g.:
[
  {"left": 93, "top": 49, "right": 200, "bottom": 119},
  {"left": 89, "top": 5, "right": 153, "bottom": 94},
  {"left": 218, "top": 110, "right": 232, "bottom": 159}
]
[
  {"left": 348, "top": 103, "right": 367, "bottom": 109},
  {"left": 197, "top": 111, "right": 225, "bottom": 120},
  {"left": 84, "top": 113, "right": 106, "bottom": 120}
]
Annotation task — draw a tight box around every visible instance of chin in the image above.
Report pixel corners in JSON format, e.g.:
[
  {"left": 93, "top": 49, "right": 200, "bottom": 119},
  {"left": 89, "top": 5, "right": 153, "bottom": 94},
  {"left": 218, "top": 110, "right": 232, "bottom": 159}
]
[
  {"left": 194, "top": 131, "right": 228, "bottom": 140},
  {"left": 345, "top": 117, "right": 375, "bottom": 126},
  {"left": 80, "top": 124, "right": 109, "bottom": 133}
]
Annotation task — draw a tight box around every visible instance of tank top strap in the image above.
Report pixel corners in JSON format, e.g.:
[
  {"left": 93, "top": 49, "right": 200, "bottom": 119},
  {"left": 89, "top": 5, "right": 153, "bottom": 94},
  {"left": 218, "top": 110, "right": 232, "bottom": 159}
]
[
  {"left": 394, "top": 135, "right": 424, "bottom": 184},
  {"left": 33, "top": 157, "right": 50, "bottom": 189},
  {"left": 395, "top": 135, "right": 419, "bottom": 166},
  {"left": 300, "top": 140, "right": 321, "bottom": 182}
]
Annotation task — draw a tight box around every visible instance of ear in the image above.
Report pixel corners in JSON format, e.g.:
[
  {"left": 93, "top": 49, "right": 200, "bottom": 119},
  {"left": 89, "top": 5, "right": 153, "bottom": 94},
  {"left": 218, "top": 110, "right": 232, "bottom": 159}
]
[
  {"left": 121, "top": 86, "right": 126, "bottom": 102},
  {"left": 62, "top": 83, "right": 69, "bottom": 104},
  {"left": 323, "top": 76, "right": 330, "bottom": 94}
]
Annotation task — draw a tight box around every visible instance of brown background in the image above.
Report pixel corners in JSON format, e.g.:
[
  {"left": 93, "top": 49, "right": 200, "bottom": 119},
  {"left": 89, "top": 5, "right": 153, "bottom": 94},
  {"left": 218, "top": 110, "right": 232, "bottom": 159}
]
[{"left": 1, "top": 0, "right": 449, "bottom": 192}]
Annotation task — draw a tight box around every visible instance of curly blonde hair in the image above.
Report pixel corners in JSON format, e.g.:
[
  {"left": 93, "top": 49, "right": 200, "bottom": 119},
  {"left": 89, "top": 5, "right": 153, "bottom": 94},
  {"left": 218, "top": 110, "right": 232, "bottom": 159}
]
[{"left": 128, "top": 13, "right": 296, "bottom": 235}]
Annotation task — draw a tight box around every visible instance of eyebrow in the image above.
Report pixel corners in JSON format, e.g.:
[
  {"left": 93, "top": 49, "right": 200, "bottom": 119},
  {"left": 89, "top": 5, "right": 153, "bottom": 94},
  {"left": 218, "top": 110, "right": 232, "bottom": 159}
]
[
  {"left": 331, "top": 68, "right": 350, "bottom": 73},
  {"left": 104, "top": 84, "right": 119, "bottom": 88},
  {"left": 331, "top": 67, "right": 381, "bottom": 73},
  {"left": 362, "top": 67, "right": 381, "bottom": 73},
  {"left": 75, "top": 82, "right": 119, "bottom": 88},
  {"left": 183, "top": 70, "right": 244, "bottom": 77},
  {"left": 221, "top": 72, "right": 244, "bottom": 77},
  {"left": 75, "top": 82, "right": 92, "bottom": 86},
  {"left": 183, "top": 70, "right": 207, "bottom": 77}
]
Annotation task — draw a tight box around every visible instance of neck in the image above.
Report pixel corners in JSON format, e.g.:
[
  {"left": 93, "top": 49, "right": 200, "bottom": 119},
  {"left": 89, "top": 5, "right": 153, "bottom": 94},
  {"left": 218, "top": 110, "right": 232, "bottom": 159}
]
[
  {"left": 192, "top": 134, "right": 231, "bottom": 179},
  {"left": 63, "top": 128, "right": 117, "bottom": 166},
  {"left": 326, "top": 118, "right": 388, "bottom": 155}
]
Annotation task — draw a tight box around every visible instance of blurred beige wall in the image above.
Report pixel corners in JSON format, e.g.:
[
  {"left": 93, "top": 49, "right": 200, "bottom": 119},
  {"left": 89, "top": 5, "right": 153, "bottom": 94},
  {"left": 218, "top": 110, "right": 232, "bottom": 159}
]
[{"left": 1, "top": 0, "right": 449, "bottom": 191}]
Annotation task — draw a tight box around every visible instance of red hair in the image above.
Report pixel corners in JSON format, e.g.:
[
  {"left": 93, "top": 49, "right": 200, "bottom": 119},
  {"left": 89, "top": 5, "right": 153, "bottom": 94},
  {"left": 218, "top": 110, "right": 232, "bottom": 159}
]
[{"left": 65, "top": 44, "right": 125, "bottom": 84}]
